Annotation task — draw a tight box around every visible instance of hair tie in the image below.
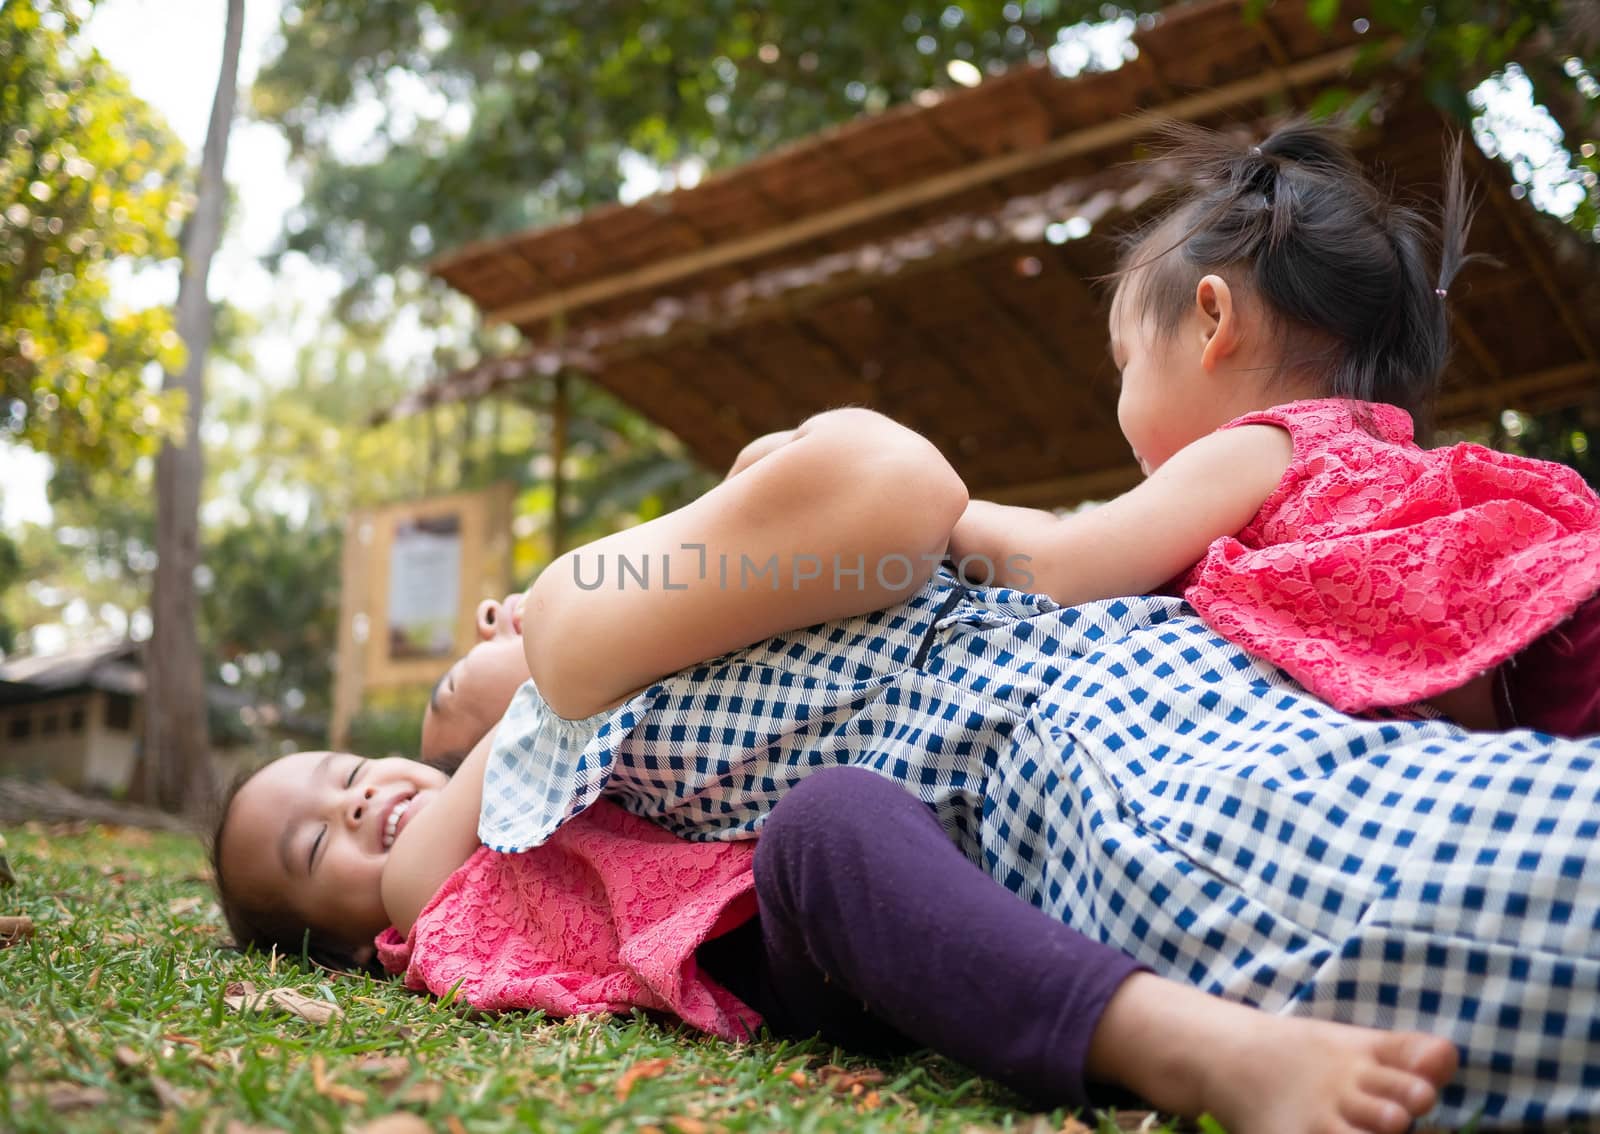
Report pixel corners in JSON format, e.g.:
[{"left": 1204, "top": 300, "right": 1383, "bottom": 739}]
[
  {"left": 1435, "top": 287, "right": 1448, "bottom": 298},
  {"left": 1250, "top": 145, "right": 1263, "bottom": 157}
]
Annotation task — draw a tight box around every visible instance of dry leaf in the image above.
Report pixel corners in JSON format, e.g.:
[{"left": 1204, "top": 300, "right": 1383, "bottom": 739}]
[
  {"left": 857, "top": 1090, "right": 882, "bottom": 1112},
  {"left": 445, "top": 1117, "right": 468, "bottom": 1134},
  {"left": 615, "top": 1057, "right": 673, "bottom": 1100},
  {"left": 397, "top": 1081, "right": 444, "bottom": 1106},
  {"left": 350, "top": 1117, "right": 433, "bottom": 1134},
  {"left": 310, "top": 1054, "right": 367, "bottom": 1106},
  {"left": 113, "top": 1045, "right": 144, "bottom": 1070},
  {"left": 787, "top": 1070, "right": 808, "bottom": 1088},
  {"left": 34, "top": 1082, "right": 109, "bottom": 1111},
  {"left": 667, "top": 1118, "right": 725, "bottom": 1134},
  {"left": 0, "top": 915, "right": 34, "bottom": 946},
  {"left": 223, "top": 1122, "right": 288, "bottom": 1134},
  {"left": 1059, "top": 1118, "right": 1094, "bottom": 1134},
  {"left": 355, "top": 1055, "right": 414, "bottom": 1084},
  {"left": 166, "top": 896, "right": 204, "bottom": 917},
  {"left": 147, "top": 1071, "right": 190, "bottom": 1110},
  {"left": 223, "top": 981, "right": 342, "bottom": 1025},
  {"left": 815, "top": 1065, "right": 886, "bottom": 1094}
]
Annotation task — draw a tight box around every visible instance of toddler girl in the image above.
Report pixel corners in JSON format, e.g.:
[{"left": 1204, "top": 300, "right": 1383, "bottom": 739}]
[{"left": 950, "top": 120, "right": 1600, "bottom": 735}]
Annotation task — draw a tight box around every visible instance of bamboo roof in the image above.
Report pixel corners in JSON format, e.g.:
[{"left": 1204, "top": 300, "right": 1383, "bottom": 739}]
[{"left": 395, "top": 0, "right": 1600, "bottom": 506}]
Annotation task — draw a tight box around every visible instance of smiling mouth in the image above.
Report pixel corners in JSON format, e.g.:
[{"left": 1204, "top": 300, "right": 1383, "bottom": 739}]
[{"left": 382, "top": 797, "right": 413, "bottom": 850}]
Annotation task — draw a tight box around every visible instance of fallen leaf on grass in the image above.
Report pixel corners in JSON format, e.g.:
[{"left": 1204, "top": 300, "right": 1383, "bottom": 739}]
[
  {"left": 223, "top": 981, "right": 342, "bottom": 1024},
  {"left": 615, "top": 1057, "right": 674, "bottom": 1100},
  {"left": 311, "top": 1053, "right": 368, "bottom": 1105},
  {"left": 355, "top": 1055, "right": 415, "bottom": 1084},
  {"left": 350, "top": 1116, "right": 433, "bottom": 1134},
  {"left": 445, "top": 1117, "right": 468, "bottom": 1134},
  {"left": 667, "top": 1119, "right": 726, "bottom": 1134},
  {"left": 113, "top": 1045, "right": 145, "bottom": 1070},
  {"left": 147, "top": 1071, "right": 190, "bottom": 1110},
  {"left": 815, "top": 1065, "right": 886, "bottom": 1096},
  {"left": 787, "top": 1070, "right": 808, "bottom": 1088},
  {"left": 1058, "top": 1118, "right": 1094, "bottom": 1134},
  {"left": 0, "top": 915, "right": 33, "bottom": 946},
  {"left": 397, "top": 1081, "right": 445, "bottom": 1106},
  {"left": 224, "top": 1122, "right": 288, "bottom": 1134},
  {"left": 167, "top": 896, "right": 204, "bottom": 917},
  {"left": 18, "top": 1082, "right": 109, "bottom": 1111}
]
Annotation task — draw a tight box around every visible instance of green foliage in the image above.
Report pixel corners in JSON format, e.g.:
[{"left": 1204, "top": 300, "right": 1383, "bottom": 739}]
[
  {"left": 0, "top": 527, "right": 20, "bottom": 654},
  {"left": 346, "top": 688, "right": 429, "bottom": 759},
  {"left": 1499, "top": 405, "right": 1599, "bottom": 489},
  {"left": 254, "top": 0, "right": 1600, "bottom": 299},
  {"left": 200, "top": 513, "right": 342, "bottom": 725},
  {"left": 0, "top": 0, "right": 191, "bottom": 469},
  {"left": 252, "top": 0, "right": 1139, "bottom": 297}
]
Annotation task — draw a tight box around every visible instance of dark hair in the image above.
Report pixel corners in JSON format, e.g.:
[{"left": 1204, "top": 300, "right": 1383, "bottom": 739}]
[
  {"left": 208, "top": 764, "right": 383, "bottom": 976},
  {"left": 1116, "top": 119, "right": 1479, "bottom": 429}
]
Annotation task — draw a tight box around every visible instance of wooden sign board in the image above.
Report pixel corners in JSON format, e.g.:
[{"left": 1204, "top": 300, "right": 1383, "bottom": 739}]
[{"left": 331, "top": 484, "right": 515, "bottom": 750}]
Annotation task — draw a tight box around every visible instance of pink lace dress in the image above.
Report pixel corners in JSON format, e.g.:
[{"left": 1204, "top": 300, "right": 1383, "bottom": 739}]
[
  {"left": 1181, "top": 399, "right": 1600, "bottom": 713},
  {"left": 374, "top": 798, "right": 763, "bottom": 1041}
]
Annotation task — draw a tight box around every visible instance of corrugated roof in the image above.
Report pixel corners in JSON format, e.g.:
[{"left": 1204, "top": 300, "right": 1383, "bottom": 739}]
[
  {"left": 402, "top": 0, "right": 1600, "bottom": 505},
  {"left": 0, "top": 640, "right": 139, "bottom": 701}
]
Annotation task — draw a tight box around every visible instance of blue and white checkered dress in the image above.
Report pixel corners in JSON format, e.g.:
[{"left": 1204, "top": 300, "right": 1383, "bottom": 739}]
[{"left": 483, "top": 570, "right": 1600, "bottom": 1126}]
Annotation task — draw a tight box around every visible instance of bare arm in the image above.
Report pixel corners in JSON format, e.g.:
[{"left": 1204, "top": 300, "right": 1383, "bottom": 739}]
[
  {"left": 525, "top": 408, "right": 969, "bottom": 720},
  {"left": 381, "top": 729, "right": 492, "bottom": 938},
  {"left": 949, "top": 424, "right": 1292, "bottom": 603}
]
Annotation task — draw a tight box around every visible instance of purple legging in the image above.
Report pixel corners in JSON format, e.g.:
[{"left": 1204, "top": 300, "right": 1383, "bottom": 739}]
[{"left": 695, "top": 766, "right": 1146, "bottom": 1106}]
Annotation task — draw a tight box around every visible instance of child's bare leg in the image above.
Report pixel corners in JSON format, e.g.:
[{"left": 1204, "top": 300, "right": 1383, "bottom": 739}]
[{"left": 1087, "top": 972, "right": 1459, "bottom": 1134}]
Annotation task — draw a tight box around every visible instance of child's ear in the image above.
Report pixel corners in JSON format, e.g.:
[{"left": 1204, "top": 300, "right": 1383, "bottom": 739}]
[{"left": 1194, "top": 274, "right": 1241, "bottom": 372}]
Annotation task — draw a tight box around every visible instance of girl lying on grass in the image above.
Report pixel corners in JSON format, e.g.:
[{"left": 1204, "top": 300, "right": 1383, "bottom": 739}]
[
  {"left": 214, "top": 407, "right": 1600, "bottom": 1131},
  {"left": 950, "top": 120, "right": 1600, "bottom": 737}
]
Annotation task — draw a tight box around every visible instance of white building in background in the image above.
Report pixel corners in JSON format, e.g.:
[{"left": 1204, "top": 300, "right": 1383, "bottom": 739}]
[{"left": 0, "top": 642, "right": 323, "bottom": 794}]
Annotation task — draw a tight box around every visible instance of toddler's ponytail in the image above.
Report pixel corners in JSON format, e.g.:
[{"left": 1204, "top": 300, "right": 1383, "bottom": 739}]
[{"left": 1117, "top": 119, "right": 1480, "bottom": 429}]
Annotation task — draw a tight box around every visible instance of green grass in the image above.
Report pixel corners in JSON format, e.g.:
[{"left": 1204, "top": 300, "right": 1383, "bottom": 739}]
[{"left": 0, "top": 822, "right": 1179, "bottom": 1134}]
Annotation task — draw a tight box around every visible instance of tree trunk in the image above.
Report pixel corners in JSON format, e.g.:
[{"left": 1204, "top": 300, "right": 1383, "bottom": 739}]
[{"left": 140, "top": 0, "right": 244, "bottom": 817}]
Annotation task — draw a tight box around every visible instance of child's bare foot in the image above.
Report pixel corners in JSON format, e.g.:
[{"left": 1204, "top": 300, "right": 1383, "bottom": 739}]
[
  {"left": 1197, "top": 1012, "right": 1459, "bottom": 1134},
  {"left": 1087, "top": 973, "right": 1460, "bottom": 1134}
]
